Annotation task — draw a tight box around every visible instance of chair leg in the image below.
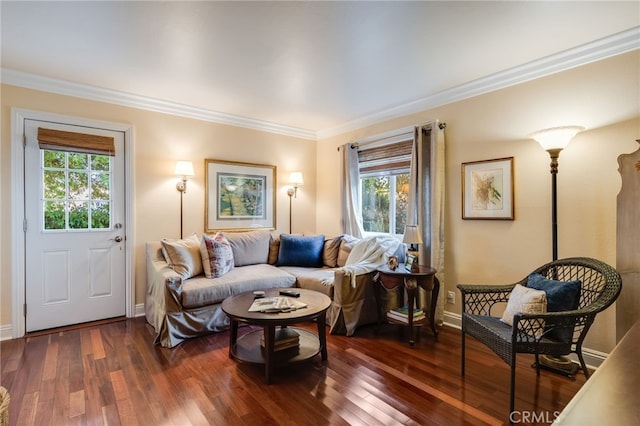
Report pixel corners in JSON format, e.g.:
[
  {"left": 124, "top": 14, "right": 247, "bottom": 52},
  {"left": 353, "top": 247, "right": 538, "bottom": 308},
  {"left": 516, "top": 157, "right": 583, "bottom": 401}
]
[
  {"left": 461, "top": 331, "right": 466, "bottom": 376},
  {"left": 510, "top": 355, "right": 516, "bottom": 416},
  {"left": 534, "top": 353, "right": 540, "bottom": 376},
  {"left": 576, "top": 350, "right": 590, "bottom": 379}
]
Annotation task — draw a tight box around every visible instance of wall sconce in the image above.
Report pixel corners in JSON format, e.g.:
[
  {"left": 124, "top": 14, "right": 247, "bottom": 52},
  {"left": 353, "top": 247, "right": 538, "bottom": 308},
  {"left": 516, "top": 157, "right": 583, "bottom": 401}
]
[
  {"left": 175, "top": 161, "right": 195, "bottom": 193},
  {"left": 175, "top": 160, "right": 195, "bottom": 238},
  {"left": 403, "top": 224, "right": 423, "bottom": 270},
  {"left": 287, "top": 171, "right": 304, "bottom": 233},
  {"left": 530, "top": 126, "right": 583, "bottom": 261}
]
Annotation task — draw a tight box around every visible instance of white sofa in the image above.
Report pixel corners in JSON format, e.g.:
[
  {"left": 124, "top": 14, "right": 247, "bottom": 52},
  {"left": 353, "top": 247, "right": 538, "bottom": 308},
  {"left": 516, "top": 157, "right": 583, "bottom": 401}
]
[{"left": 146, "top": 230, "right": 403, "bottom": 347}]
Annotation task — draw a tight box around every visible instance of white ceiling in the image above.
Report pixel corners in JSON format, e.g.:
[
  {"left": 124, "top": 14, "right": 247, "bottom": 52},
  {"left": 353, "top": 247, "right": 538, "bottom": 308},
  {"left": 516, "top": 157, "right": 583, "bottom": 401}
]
[{"left": 1, "top": 1, "right": 639, "bottom": 139}]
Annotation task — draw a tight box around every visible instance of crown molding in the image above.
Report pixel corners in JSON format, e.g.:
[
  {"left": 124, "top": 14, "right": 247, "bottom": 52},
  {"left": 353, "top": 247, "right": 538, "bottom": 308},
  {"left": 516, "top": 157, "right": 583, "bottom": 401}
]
[
  {"left": 0, "top": 69, "right": 317, "bottom": 141},
  {"left": 316, "top": 26, "right": 640, "bottom": 140},
  {"left": 2, "top": 27, "right": 637, "bottom": 141}
]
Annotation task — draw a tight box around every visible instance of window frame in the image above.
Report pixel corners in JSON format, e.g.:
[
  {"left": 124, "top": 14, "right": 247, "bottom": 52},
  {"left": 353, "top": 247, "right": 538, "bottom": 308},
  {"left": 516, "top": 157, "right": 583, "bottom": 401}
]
[{"left": 355, "top": 127, "right": 414, "bottom": 239}]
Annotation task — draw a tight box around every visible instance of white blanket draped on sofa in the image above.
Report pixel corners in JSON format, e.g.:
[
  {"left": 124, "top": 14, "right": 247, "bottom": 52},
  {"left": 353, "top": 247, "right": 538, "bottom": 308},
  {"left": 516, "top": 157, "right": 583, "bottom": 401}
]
[{"left": 340, "top": 235, "right": 401, "bottom": 287}]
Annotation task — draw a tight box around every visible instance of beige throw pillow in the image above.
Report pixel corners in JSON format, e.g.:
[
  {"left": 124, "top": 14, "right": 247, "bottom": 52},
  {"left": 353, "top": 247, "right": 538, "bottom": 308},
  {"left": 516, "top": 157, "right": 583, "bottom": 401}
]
[
  {"left": 501, "top": 284, "right": 547, "bottom": 337},
  {"left": 225, "top": 230, "right": 271, "bottom": 266},
  {"left": 323, "top": 235, "right": 344, "bottom": 268},
  {"left": 336, "top": 235, "right": 359, "bottom": 267},
  {"left": 161, "top": 234, "right": 203, "bottom": 279}
]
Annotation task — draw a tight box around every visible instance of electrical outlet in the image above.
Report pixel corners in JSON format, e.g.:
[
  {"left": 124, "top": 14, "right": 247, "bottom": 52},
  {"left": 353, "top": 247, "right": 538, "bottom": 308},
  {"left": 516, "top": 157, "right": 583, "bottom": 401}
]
[{"left": 447, "top": 291, "right": 455, "bottom": 304}]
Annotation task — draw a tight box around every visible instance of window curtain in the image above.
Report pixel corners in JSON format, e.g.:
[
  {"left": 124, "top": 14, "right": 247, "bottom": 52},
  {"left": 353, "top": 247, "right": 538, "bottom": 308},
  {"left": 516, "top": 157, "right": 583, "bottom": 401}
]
[
  {"left": 340, "top": 143, "right": 365, "bottom": 238},
  {"left": 407, "top": 121, "right": 446, "bottom": 325}
]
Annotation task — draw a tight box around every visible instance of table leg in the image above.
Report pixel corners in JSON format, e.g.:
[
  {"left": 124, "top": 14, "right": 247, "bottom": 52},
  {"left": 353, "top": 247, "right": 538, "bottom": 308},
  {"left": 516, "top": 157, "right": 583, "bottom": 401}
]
[
  {"left": 405, "top": 278, "right": 417, "bottom": 347},
  {"left": 228, "top": 319, "right": 239, "bottom": 359},
  {"left": 263, "top": 325, "right": 276, "bottom": 384},
  {"left": 317, "top": 313, "right": 328, "bottom": 361},
  {"left": 373, "top": 272, "right": 384, "bottom": 334},
  {"left": 430, "top": 277, "right": 440, "bottom": 338}
]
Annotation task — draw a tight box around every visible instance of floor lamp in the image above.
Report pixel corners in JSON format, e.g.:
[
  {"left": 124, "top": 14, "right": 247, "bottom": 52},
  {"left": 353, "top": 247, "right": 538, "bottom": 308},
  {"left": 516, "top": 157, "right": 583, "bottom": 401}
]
[
  {"left": 175, "top": 161, "right": 194, "bottom": 239},
  {"left": 531, "top": 126, "right": 583, "bottom": 261},
  {"left": 531, "top": 126, "right": 583, "bottom": 377},
  {"left": 286, "top": 172, "right": 303, "bottom": 234}
]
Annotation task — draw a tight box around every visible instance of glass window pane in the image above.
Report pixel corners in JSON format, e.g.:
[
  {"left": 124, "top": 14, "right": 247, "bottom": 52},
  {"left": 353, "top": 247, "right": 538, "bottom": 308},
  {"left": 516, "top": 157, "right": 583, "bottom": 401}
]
[
  {"left": 43, "top": 170, "right": 66, "bottom": 199},
  {"left": 69, "top": 201, "right": 89, "bottom": 229},
  {"left": 91, "top": 154, "right": 110, "bottom": 171},
  {"left": 395, "top": 174, "right": 409, "bottom": 234},
  {"left": 361, "top": 176, "right": 390, "bottom": 233},
  {"left": 91, "top": 201, "right": 111, "bottom": 229},
  {"left": 68, "top": 171, "right": 89, "bottom": 200},
  {"left": 43, "top": 150, "right": 65, "bottom": 168},
  {"left": 91, "top": 172, "right": 110, "bottom": 200},
  {"left": 44, "top": 201, "right": 66, "bottom": 230},
  {"left": 68, "top": 153, "right": 88, "bottom": 170}
]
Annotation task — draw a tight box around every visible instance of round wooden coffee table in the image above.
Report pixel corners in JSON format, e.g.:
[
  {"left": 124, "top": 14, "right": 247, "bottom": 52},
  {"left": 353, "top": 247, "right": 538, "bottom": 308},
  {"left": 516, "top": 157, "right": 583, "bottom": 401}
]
[{"left": 221, "top": 288, "right": 331, "bottom": 384}]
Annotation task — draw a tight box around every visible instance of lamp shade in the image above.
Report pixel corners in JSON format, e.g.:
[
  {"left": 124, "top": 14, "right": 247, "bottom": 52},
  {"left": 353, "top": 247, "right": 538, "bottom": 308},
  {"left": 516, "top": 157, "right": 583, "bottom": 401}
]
[
  {"left": 530, "top": 126, "right": 584, "bottom": 151},
  {"left": 289, "top": 171, "right": 304, "bottom": 186},
  {"left": 403, "top": 225, "right": 423, "bottom": 244},
  {"left": 175, "top": 161, "right": 194, "bottom": 177}
]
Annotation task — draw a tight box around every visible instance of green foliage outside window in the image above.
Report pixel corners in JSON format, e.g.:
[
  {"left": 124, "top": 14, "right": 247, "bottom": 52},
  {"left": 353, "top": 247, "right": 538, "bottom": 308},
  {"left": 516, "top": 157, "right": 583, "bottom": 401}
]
[
  {"left": 361, "top": 174, "right": 409, "bottom": 234},
  {"left": 42, "top": 150, "right": 111, "bottom": 230}
]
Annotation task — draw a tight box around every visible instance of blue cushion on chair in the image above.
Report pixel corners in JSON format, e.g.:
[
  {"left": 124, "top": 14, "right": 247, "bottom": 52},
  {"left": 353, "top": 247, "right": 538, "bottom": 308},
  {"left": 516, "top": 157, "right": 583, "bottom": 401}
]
[
  {"left": 277, "top": 234, "right": 325, "bottom": 267},
  {"left": 527, "top": 273, "right": 581, "bottom": 342}
]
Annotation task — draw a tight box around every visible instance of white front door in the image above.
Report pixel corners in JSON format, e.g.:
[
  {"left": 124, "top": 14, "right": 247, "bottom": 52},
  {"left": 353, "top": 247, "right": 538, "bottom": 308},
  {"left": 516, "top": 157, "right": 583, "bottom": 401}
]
[{"left": 24, "top": 119, "right": 126, "bottom": 332}]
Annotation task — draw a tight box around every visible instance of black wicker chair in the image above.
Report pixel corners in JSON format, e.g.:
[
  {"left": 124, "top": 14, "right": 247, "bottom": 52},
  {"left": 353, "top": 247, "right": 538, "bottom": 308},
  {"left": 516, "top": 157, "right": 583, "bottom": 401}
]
[{"left": 457, "top": 257, "right": 622, "bottom": 416}]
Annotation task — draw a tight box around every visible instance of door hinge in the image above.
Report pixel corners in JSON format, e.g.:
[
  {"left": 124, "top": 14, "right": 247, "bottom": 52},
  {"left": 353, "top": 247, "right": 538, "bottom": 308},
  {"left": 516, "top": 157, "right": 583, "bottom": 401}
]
[
  {"left": 23, "top": 218, "right": 27, "bottom": 232},
  {"left": 24, "top": 303, "right": 27, "bottom": 316},
  {"left": 23, "top": 133, "right": 27, "bottom": 147}
]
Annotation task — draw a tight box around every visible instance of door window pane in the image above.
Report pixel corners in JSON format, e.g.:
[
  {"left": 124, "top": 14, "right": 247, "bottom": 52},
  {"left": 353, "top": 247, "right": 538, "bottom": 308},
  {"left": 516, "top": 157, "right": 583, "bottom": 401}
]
[
  {"left": 69, "top": 201, "right": 89, "bottom": 229},
  {"left": 91, "top": 201, "right": 111, "bottom": 229},
  {"left": 41, "top": 149, "right": 112, "bottom": 231}
]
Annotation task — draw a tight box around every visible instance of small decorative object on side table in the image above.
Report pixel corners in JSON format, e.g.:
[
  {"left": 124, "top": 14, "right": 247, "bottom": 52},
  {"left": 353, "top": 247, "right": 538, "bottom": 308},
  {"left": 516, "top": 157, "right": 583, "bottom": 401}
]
[
  {"left": 387, "top": 256, "right": 399, "bottom": 270},
  {"left": 373, "top": 263, "right": 439, "bottom": 346}
]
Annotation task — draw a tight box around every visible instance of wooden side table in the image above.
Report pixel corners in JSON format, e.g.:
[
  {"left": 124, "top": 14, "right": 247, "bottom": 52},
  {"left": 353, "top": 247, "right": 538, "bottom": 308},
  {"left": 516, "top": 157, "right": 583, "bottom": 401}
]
[{"left": 373, "top": 264, "right": 439, "bottom": 346}]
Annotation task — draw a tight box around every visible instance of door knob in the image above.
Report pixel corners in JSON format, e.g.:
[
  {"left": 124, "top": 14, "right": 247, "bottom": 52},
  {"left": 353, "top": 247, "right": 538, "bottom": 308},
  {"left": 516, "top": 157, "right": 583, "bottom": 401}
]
[{"left": 111, "top": 236, "right": 123, "bottom": 242}]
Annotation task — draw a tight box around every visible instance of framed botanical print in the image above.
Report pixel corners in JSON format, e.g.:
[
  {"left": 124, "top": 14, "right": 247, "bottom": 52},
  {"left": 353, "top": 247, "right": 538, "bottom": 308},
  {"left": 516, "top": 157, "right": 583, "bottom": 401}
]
[{"left": 462, "top": 157, "right": 514, "bottom": 220}]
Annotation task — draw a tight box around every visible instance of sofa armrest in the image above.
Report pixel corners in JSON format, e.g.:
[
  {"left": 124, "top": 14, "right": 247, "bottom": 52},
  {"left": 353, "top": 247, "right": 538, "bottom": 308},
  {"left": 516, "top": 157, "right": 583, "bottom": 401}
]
[
  {"left": 145, "top": 242, "right": 184, "bottom": 331},
  {"left": 329, "top": 269, "right": 379, "bottom": 336}
]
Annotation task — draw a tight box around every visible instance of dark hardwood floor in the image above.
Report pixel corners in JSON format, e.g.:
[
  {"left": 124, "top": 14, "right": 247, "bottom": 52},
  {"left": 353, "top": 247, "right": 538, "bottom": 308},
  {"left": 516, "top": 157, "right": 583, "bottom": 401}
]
[{"left": 1, "top": 318, "right": 588, "bottom": 425}]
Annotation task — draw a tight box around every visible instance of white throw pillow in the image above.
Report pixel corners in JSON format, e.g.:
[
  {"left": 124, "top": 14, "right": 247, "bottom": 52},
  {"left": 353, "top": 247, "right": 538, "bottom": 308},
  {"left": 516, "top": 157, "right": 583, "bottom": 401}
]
[{"left": 501, "top": 284, "right": 547, "bottom": 337}]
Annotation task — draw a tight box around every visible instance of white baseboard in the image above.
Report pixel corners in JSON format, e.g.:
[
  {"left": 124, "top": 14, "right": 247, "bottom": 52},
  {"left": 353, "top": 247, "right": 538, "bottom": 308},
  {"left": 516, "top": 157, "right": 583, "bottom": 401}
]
[
  {"left": 134, "top": 303, "right": 145, "bottom": 317},
  {"left": 441, "top": 309, "right": 607, "bottom": 369},
  {"left": 0, "top": 303, "right": 146, "bottom": 342},
  {"left": 0, "top": 324, "right": 12, "bottom": 342}
]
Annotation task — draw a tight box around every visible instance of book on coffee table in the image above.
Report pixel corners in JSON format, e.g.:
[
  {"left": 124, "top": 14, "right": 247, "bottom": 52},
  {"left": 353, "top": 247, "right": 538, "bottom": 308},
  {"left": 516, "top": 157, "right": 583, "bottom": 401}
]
[{"left": 260, "top": 327, "right": 300, "bottom": 351}]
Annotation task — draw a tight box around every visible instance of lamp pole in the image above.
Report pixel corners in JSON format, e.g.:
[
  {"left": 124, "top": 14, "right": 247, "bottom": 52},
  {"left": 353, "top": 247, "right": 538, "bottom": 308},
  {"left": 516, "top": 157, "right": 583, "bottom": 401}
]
[
  {"left": 531, "top": 126, "right": 583, "bottom": 261},
  {"left": 547, "top": 148, "right": 561, "bottom": 261}
]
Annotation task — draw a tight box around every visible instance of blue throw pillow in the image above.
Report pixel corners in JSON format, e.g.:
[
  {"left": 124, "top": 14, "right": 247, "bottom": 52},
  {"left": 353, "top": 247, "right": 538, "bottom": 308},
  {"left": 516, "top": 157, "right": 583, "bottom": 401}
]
[
  {"left": 277, "top": 234, "right": 325, "bottom": 267},
  {"left": 527, "top": 273, "right": 581, "bottom": 342}
]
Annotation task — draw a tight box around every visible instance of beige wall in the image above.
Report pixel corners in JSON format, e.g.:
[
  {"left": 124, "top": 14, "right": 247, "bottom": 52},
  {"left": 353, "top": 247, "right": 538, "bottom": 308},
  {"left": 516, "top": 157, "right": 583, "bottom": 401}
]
[
  {"left": 0, "top": 85, "right": 317, "bottom": 325},
  {"left": 317, "top": 51, "right": 640, "bottom": 353}
]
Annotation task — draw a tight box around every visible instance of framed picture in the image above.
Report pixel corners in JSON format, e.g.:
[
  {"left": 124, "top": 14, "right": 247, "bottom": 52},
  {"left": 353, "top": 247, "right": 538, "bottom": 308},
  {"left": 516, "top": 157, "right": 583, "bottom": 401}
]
[
  {"left": 405, "top": 254, "right": 416, "bottom": 272},
  {"left": 205, "top": 159, "right": 276, "bottom": 232},
  {"left": 462, "top": 157, "right": 514, "bottom": 220}
]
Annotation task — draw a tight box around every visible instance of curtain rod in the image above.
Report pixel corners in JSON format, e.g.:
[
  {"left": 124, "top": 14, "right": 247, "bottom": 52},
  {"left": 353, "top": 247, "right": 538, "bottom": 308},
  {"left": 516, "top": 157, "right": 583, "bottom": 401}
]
[{"left": 336, "top": 122, "right": 446, "bottom": 151}]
